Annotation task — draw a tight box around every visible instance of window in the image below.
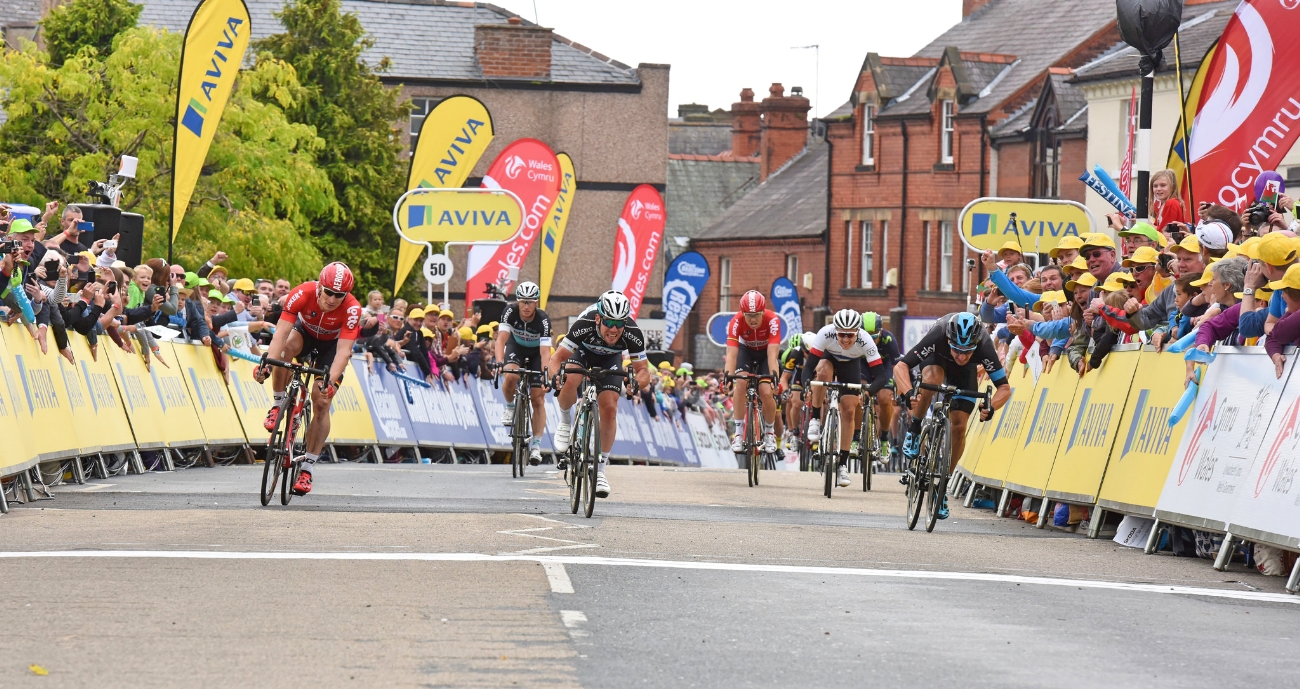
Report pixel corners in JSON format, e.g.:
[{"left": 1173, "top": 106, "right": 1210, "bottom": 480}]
[
  {"left": 1034, "top": 109, "right": 1061, "bottom": 198},
  {"left": 786, "top": 254, "right": 799, "bottom": 282},
  {"left": 409, "top": 98, "right": 441, "bottom": 152},
  {"left": 719, "top": 257, "right": 732, "bottom": 311},
  {"left": 940, "top": 221, "right": 954, "bottom": 291},
  {"left": 881, "top": 220, "right": 890, "bottom": 287},
  {"left": 923, "top": 221, "right": 933, "bottom": 290},
  {"left": 861, "top": 221, "right": 874, "bottom": 288},
  {"left": 845, "top": 221, "right": 854, "bottom": 288},
  {"left": 941, "top": 100, "right": 955, "bottom": 165},
  {"left": 862, "top": 105, "right": 875, "bottom": 166}
]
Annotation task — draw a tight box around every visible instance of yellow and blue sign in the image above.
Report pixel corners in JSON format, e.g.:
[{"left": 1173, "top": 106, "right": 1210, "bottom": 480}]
[
  {"left": 1044, "top": 350, "right": 1140, "bottom": 504},
  {"left": 1002, "top": 363, "right": 1079, "bottom": 496},
  {"left": 172, "top": 342, "right": 247, "bottom": 446},
  {"left": 957, "top": 197, "right": 1098, "bottom": 253},
  {"left": 170, "top": 0, "right": 252, "bottom": 240},
  {"left": 540, "top": 152, "right": 576, "bottom": 310}
]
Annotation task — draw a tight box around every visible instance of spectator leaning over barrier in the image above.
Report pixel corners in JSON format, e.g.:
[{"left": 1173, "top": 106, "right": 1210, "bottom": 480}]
[
  {"left": 1121, "top": 246, "right": 1162, "bottom": 306},
  {"left": 1237, "top": 232, "right": 1297, "bottom": 339},
  {"left": 1264, "top": 264, "right": 1300, "bottom": 378},
  {"left": 1049, "top": 236, "right": 1084, "bottom": 267},
  {"left": 230, "top": 278, "right": 257, "bottom": 322}
]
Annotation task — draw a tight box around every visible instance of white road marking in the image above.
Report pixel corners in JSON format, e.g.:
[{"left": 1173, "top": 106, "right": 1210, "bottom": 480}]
[
  {"left": 560, "top": 609, "right": 589, "bottom": 637},
  {"left": 1, "top": 550, "right": 1295, "bottom": 605},
  {"left": 544, "top": 562, "right": 574, "bottom": 593}
]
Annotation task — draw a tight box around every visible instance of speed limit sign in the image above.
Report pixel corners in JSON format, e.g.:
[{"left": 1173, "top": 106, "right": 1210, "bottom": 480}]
[{"left": 423, "top": 254, "right": 453, "bottom": 285}]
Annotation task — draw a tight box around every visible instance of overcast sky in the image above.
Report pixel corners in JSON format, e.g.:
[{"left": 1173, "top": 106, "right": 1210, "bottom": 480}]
[{"left": 487, "top": 0, "right": 963, "bottom": 118}]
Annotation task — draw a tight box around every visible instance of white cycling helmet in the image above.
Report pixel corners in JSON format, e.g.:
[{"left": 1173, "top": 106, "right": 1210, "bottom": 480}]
[
  {"left": 597, "top": 290, "right": 632, "bottom": 321},
  {"left": 832, "top": 308, "right": 862, "bottom": 332},
  {"left": 515, "top": 281, "right": 540, "bottom": 301}
]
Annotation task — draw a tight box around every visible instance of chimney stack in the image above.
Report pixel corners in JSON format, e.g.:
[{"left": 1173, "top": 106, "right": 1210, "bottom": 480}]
[
  {"left": 759, "top": 83, "right": 810, "bottom": 181},
  {"left": 475, "top": 18, "right": 553, "bottom": 79},
  {"left": 962, "top": 0, "right": 995, "bottom": 18},
  {"left": 730, "top": 88, "right": 760, "bottom": 158}
]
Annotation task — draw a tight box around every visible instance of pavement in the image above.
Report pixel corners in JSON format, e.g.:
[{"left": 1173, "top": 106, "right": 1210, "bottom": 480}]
[{"left": 1, "top": 462, "right": 1296, "bottom": 688}]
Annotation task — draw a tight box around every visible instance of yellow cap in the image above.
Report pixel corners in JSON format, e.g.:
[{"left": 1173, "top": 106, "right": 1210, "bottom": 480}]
[
  {"left": 1048, "top": 235, "right": 1085, "bottom": 259},
  {"left": 438, "top": 309, "right": 454, "bottom": 318},
  {"left": 1066, "top": 255, "right": 1089, "bottom": 273},
  {"left": 998, "top": 240, "right": 1024, "bottom": 257},
  {"left": 489, "top": 321, "right": 499, "bottom": 329},
  {"left": 1236, "top": 236, "right": 1263, "bottom": 260},
  {"left": 231, "top": 277, "right": 256, "bottom": 292},
  {"left": 408, "top": 308, "right": 425, "bottom": 319},
  {"left": 420, "top": 327, "right": 435, "bottom": 338},
  {"left": 476, "top": 324, "right": 492, "bottom": 334},
  {"left": 1121, "top": 246, "right": 1160, "bottom": 267},
  {"left": 1256, "top": 232, "right": 1298, "bottom": 267},
  {"left": 1236, "top": 288, "right": 1273, "bottom": 299},
  {"left": 1190, "top": 266, "right": 1215, "bottom": 287},
  {"left": 1266, "top": 263, "right": 1300, "bottom": 291},
  {"left": 1066, "top": 272, "right": 1098, "bottom": 291},
  {"left": 1174, "top": 234, "right": 1201, "bottom": 255},
  {"left": 1032, "top": 290, "right": 1067, "bottom": 311},
  {"left": 1080, "top": 232, "right": 1117, "bottom": 250},
  {"left": 458, "top": 326, "right": 474, "bottom": 339},
  {"left": 657, "top": 361, "right": 673, "bottom": 370}
]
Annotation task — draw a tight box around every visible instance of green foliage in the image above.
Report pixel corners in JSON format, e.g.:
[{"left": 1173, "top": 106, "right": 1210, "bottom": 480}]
[
  {"left": 256, "top": 0, "right": 409, "bottom": 299},
  {"left": 0, "top": 20, "right": 335, "bottom": 283},
  {"left": 41, "top": 0, "right": 143, "bottom": 67}
]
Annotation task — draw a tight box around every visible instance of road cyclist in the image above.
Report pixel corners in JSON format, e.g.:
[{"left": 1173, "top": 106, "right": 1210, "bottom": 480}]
[
  {"left": 494, "top": 281, "right": 553, "bottom": 469},
  {"left": 802, "top": 309, "right": 888, "bottom": 489},
  {"left": 723, "top": 290, "right": 783, "bottom": 457},
  {"left": 549, "top": 290, "right": 653, "bottom": 499},
  {"left": 778, "top": 331, "right": 813, "bottom": 452},
  {"left": 893, "top": 312, "right": 1010, "bottom": 520},
  {"left": 253, "top": 262, "right": 362, "bottom": 496},
  {"left": 861, "top": 311, "right": 901, "bottom": 470}
]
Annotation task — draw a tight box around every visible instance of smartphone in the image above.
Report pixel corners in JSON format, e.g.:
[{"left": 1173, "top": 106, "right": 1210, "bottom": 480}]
[
  {"left": 42, "top": 258, "right": 60, "bottom": 276},
  {"left": 76, "top": 221, "right": 93, "bottom": 233},
  {"left": 106, "top": 281, "right": 117, "bottom": 295},
  {"left": 1262, "top": 179, "right": 1282, "bottom": 210},
  {"left": 103, "top": 239, "right": 118, "bottom": 250}
]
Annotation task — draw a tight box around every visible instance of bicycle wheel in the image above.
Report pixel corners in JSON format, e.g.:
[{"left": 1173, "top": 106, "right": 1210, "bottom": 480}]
[
  {"left": 823, "top": 408, "right": 838, "bottom": 498},
  {"left": 925, "top": 419, "right": 952, "bottom": 533},
  {"left": 569, "top": 406, "right": 585, "bottom": 514},
  {"left": 746, "top": 400, "right": 759, "bottom": 488},
  {"left": 261, "top": 431, "right": 283, "bottom": 506},
  {"left": 583, "top": 410, "right": 599, "bottom": 518},
  {"left": 511, "top": 391, "right": 525, "bottom": 478},
  {"left": 905, "top": 425, "right": 929, "bottom": 530},
  {"left": 862, "top": 400, "right": 875, "bottom": 492},
  {"left": 519, "top": 391, "right": 531, "bottom": 478},
  {"left": 282, "top": 392, "right": 312, "bottom": 506}
]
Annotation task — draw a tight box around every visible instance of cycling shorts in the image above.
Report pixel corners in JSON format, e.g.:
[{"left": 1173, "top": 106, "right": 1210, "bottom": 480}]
[
  {"left": 735, "top": 346, "right": 770, "bottom": 377},
  {"left": 825, "top": 357, "right": 863, "bottom": 395},
  {"left": 914, "top": 351, "right": 979, "bottom": 415},
  {"left": 504, "top": 339, "right": 544, "bottom": 373},
  {"left": 566, "top": 347, "right": 626, "bottom": 395},
  {"left": 292, "top": 323, "right": 339, "bottom": 377}
]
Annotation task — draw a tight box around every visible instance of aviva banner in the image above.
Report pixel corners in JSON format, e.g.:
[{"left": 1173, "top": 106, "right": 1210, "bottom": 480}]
[
  {"left": 539, "top": 152, "right": 576, "bottom": 310},
  {"left": 957, "top": 198, "right": 1097, "bottom": 253},
  {"left": 170, "top": 0, "right": 252, "bottom": 241},
  {"left": 395, "top": 96, "right": 495, "bottom": 293}
]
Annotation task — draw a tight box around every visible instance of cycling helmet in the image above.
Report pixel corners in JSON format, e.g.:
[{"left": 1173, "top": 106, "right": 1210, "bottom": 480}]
[
  {"left": 861, "top": 311, "right": 881, "bottom": 334},
  {"left": 318, "top": 262, "right": 354, "bottom": 293},
  {"left": 787, "top": 332, "right": 802, "bottom": 349},
  {"left": 832, "top": 308, "right": 862, "bottom": 332},
  {"left": 597, "top": 290, "right": 632, "bottom": 321},
  {"left": 515, "top": 281, "right": 540, "bottom": 301},
  {"left": 946, "top": 312, "right": 980, "bottom": 352},
  {"left": 739, "top": 290, "right": 767, "bottom": 314}
]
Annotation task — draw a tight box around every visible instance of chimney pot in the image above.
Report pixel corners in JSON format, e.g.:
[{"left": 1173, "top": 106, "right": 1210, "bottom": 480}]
[
  {"left": 740, "top": 88, "right": 754, "bottom": 103},
  {"left": 507, "top": 16, "right": 522, "bottom": 24},
  {"left": 769, "top": 83, "right": 784, "bottom": 98}
]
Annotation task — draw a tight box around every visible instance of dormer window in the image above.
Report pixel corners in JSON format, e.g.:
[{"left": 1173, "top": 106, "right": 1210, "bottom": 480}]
[{"left": 941, "top": 100, "right": 955, "bottom": 164}]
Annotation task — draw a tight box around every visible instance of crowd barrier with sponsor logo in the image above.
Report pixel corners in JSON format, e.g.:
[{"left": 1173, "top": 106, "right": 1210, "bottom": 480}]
[
  {"left": 0, "top": 323, "right": 733, "bottom": 512},
  {"left": 955, "top": 344, "right": 1300, "bottom": 587}
]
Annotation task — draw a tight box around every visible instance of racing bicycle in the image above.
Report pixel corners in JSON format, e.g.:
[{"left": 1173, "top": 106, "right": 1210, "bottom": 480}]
[
  {"left": 902, "top": 382, "right": 991, "bottom": 532},
  {"left": 810, "top": 380, "right": 862, "bottom": 499},
  {"left": 556, "top": 364, "right": 635, "bottom": 518},
  {"left": 724, "top": 372, "right": 774, "bottom": 487},
  {"left": 859, "top": 391, "right": 877, "bottom": 492},
  {"left": 495, "top": 364, "right": 550, "bottom": 478},
  {"left": 257, "top": 355, "right": 327, "bottom": 506}
]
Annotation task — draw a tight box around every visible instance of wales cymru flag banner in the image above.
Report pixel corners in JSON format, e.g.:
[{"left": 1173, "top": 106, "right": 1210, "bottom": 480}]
[
  {"left": 170, "top": 0, "right": 251, "bottom": 241},
  {"left": 465, "top": 139, "right": 562, "bottom": 304},
  {"left": 1187, "top": 0, "right": 1300, "bottom": 211},
  {"left": 610, "top": 184, "right": 666, "bottom": 317},
  {"left": 539, "top": 152, "right": 576, "bottom": 310},
  {"left": 394, "top": 96, "right": 495, "bottom": 292}
]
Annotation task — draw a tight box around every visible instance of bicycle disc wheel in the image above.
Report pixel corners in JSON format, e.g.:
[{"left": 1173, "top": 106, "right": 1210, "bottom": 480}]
[
  {"left": 823, "top": 410, "right": 838, "bottom": 498},
  {"left": 905, "top": 426, "right": 928, "bottom": 530},
  {"left": 925, "top": 421, "right": 951, "bottom": 533}
]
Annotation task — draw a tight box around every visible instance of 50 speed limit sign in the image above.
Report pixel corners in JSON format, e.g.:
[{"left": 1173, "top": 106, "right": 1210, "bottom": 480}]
[{"left": 423, "top": 254, "right": 453, "bottom": 285}]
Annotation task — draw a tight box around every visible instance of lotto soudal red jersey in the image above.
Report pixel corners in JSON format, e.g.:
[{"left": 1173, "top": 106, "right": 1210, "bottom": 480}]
[
  {"left": 726, "top": 310, "right": 781, "bottom": 350},
  {"left": 281, "top": 281, "right": 362, "bottom": 340}
]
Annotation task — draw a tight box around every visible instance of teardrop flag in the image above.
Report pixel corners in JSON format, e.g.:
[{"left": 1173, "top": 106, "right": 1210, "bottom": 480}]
[
  {"left": 610, "top": 184, "right": 666, "bottom": 317},
  {"left": 539, "top": 152, "right": 576, "bottom": 310}
]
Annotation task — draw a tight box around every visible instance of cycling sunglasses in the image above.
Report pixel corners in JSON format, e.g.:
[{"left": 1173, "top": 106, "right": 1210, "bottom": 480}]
[
  {"left": 320, "top": 287, "right": 347, "bottom": 299},
  {"left": 600, "top": 317, "right": 625, "bottom": 329},
  {"left": 950, "top": 344, "right": 978, "bottom": 354},
  {"left": 835, "top": 331, "right": 857, "bottom": 339}
]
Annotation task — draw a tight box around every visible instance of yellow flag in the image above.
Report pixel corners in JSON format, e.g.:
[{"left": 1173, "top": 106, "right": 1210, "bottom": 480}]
[
  {"left": 539, "top": 152, "right": 576, "bottom": 310},
  {"left": 1167, "top": 40, "right": 1216, "bottom": 208},
  {"left": 394, "top": 95, "right": 495, "bottom": 293},
  {"left": 170, "top": 0, "right": 252, "bottom": 241}
]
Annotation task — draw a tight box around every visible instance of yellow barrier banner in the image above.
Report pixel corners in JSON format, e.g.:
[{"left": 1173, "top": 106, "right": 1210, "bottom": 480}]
[
  {"left": 1002, "top": 363, "right": 1081, "bottom": 497},
  {"left": 224, "top": 353, "right": 377, "bottom": 447},
  {"left": 956, "top": 382, "right": 994, "bottom": 473},
  {"left": 171, "top": 342, "right": 247, "bottom": 446},
  {"left": 225, "top": 355, "right": 273, "bottom": 445},
  {"left": 329, "top": 359, "right": 378, "bottom": 445},
  {"left": 148, "top": 345, "right": 209, "bottom": 447},
  {"left": 105, "top": 345, "right": 169, "bottom": 449},
  {"left": 966, "top": 364, "right": 1039, "bottom": 486},
  {"left": 0, "top": 326, "right": 37, "bottom": 475},
  {"left": 1096, "top": 350, "right": 1193, "bottom": 516},
  {"left": 1044, "top": 349, "right": 1141, "bottom": 505},
  {"left": 171, "top": 0, "right": 252, "bottom": 240},
  {"left": 0, "top": 323, "right": 81, "bottom": 461},
  {"left": 70, "top": 336, "right": 137, "bottom": 453}
]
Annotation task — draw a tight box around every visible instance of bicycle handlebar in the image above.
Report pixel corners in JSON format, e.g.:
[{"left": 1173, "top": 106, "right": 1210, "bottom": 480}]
[
  {"left": 723, "top": 372, "right": 775, "bottom": 384},
  {"left": 810, "top": 380, "right": 863, "bottom": 392},
  {"left": 260, "top": 354, "right": 327, "bottom": 378},
  {"left": 557, "top": 364, "right": 637, "bottom": 400},
  {"left": 917, "top": 381, "right": 991, "bottom": 404},
  {"left": 495, "top": 366, "right": 551, "bottom": 391}
]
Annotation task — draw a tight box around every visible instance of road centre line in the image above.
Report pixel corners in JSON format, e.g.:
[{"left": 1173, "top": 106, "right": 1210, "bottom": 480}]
[
  {"left": 1, "top": 550, "right": 1295, "bottom": 605},
  {"left": 544, "top": 562, "right": 575, "bottom": 593}
]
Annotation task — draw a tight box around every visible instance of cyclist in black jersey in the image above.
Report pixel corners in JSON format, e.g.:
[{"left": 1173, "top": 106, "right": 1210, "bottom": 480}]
[
  {"left": 778, "top": 331, "right": 812, "bottom": 449},
  {"left": 494, "top": 281, "right": 552, "bottom": 465},
  {"left": 548, "top": 290, "right": 653, "bottom": 498}
]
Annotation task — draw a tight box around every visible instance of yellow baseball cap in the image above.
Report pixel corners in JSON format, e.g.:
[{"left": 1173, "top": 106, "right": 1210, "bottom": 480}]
[
  {"left": 657, "top": 361, "right": 673, "bottom": 370},
  {"left": 1065, "top": 255, "right": 1088, "bottom": 273},
  {"left": 438, "top": 309, "right": 454, "bottom": 319},
  {"left": 1236, "top": 287, "right": 1273, "bottom": 300},
  {"left": 1080, "top": 232, "right": 1117, "bottom": 250},
  {"left": 1190, "top": 266, "right": 1215, "bottom": 287},
  {"left": 1255, "top": 232, "right": 1298, "bottom": 267},
  {"left": 1121, "top": 246, "right": 1160, "bottom": 267},
  {"left": 1048, "top": 235, "right": 1085, "bottom": 259},
  {"left": 1065, "top": 272, "right": 1098, "bottom": 291},
  {"left": 1235, "top": 236, "right": 1263, "bottom": 260},
  {"left": 1266, "top": 263, "right": 1300, "bottom": 291},
  {"left": 475, "top": 324, "right": 492, "bottom": 335},
  {"left": 1032, "top": 290, "right": 1067, "bottom": 311},
  {"left": 1174, "top": 234, "right": 1201, "bottom": 255},
  {"left": 457, "top": 326, "right": 474, "bottom": 339},
  {"left": 1098, "top": 272, "right": 1136, "bottom": 292},
  {"left": 420, "top": 327, "right": 435, "bottom": 338},
  {"left": 231, "top": 277, "right": 256, "bottom": 292},
  {"left": 998, "top": 240, "right": 1024, "bottom": 257},
  {"left": 408, "top": 308, "right": 425, "bottom": 319}
]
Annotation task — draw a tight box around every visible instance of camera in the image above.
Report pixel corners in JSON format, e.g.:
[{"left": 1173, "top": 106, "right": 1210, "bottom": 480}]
[
  {"left": 1157, "top": 252, "right": 1174, "bottom": 273},
  {"left": 1246, "top": 202, "right": 1273, "bottom": 228},
  {"left": 0, "top": 239, "right": 18, "bottom": 255}
]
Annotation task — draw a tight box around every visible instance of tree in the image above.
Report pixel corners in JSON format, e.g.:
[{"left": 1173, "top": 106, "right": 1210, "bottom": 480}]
[
  {"left": 40, "top": 0, "right": 141, "bottom": 67},
  {"left": 0, "top": 0, "right": 335, "bottom": 282},
  {"left": 255, "top": 0, "right": 409, "bottom": 298}
]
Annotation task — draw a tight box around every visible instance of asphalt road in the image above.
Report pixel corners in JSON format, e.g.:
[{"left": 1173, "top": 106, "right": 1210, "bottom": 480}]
[{"left": 1, "top": 462, "right": 1295, "bottom": 688}]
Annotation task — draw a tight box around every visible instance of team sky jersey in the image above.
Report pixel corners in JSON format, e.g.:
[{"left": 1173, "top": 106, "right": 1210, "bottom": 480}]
[
  {"left": 559, "top": 312, "right": 647, "bottom": 361},
  {"left": 281, "top": 281, "right": 362, "bottom": 341},
  {"left": 899, "top": 313, "right": 1007, "bottom": 384},
  {"left": 499, "top": 302, "right": 552, "bottom": 348},
  {"left": 726, "top": 310, "right": 781, "bottom": 350},
  {"left": 807, "top": 324, "right": 883, "bottom": 366}
]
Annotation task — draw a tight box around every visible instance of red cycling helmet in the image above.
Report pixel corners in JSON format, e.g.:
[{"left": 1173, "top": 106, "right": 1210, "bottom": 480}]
[
  {"left": 319, "top": 262, "right": 355, "bottom": 294},
  {"left": 739, "top": 290, "right": 766, "bottom": 314}
]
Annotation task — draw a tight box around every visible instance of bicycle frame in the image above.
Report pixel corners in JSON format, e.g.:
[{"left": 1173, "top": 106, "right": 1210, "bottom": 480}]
[
  {"left": 724, "top": 372, "right": 774, "bottom": 487},
  {"left": 559, "top": 364, "right": 633, "bottom": 518},
  {"left": 904, "top": 382, "right": 990, "bottom": 532},
  {"left": 810, "top": 380, "right": 862, "bottom": 498},
  {"left": 496, "top": 365, "right": 549, "bottom": 478},
  {"left": 258, "top": 355, "right": 327, "bottom": 507}
]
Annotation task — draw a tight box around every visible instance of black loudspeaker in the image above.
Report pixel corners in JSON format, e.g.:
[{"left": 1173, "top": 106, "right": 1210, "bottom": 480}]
[
  {"left": 472, "top": 298, "right": 506, "bottom": 325},
  {"left": 72, "top": 204, "right": 143, "bottom": 267}
]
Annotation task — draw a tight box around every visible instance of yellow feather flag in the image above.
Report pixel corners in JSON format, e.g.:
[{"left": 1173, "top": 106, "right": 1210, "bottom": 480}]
[
  {"left": 539, "top": 152, "right": 576, "bottom": 310},
  {"left": 394, "top": 96, "right": 494, "bottom": 294},
  {"left": 170, "top": 0, "right": 252, "bottom": 242},
  {"left": 1167, "top": 40, "right": 1217, "bottom": 209}
]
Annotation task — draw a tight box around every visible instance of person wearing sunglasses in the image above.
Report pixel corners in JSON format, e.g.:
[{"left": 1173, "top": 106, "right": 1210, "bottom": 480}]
[
  {"left": 723, "top": 290, "right": 782, "bottom": 454},
  {"left": 1078, "top": 232, "right": 1119, "bottom": 282},
  {"left": 253, "top": 262, "right": 361, "bottom": 496},
  {"left": 549, "top": 290, "right": 653, "bottom": 498},
  {"left": 496, "top": 281, "right": 553, "bottom": 466},
  {"left": 893, "top": 312, "right": 1010, "bottom": 519}
]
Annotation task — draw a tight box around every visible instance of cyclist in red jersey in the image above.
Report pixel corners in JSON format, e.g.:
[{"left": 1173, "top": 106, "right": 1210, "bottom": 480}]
[
  {"left": 724, "top": 290, "right": 782, "bottom": 453},
  {"left": 253, "top": 262, "right": 361, "bottom": 495}
]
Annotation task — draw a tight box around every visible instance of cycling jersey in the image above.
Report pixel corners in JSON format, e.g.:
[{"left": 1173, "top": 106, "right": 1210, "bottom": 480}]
[
  {"left": 898, "top": 314, "right": 1005, "bottom": 385},
  {"left": 807, "top": 324, "right": 883, "bottom": 365},
  {"left": 872, "top": 329, "right": 901, "bottom": 368},
  {"left": 499, "top": 302, "right": 552, "bottom": 348},
  {"left": 726, "top": 310, "right": 781, "bottom": 350},
  {"left": 559, "top": 312, "right": 647, "bottom": 361},
  {"left": 281, "top": 281, "right": 362, "bottom": 341}
]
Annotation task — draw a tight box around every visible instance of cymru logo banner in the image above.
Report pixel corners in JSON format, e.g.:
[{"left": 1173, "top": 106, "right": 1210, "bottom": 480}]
[{"left": 610, "top": 184, "right": 666, "bottom": 317}]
